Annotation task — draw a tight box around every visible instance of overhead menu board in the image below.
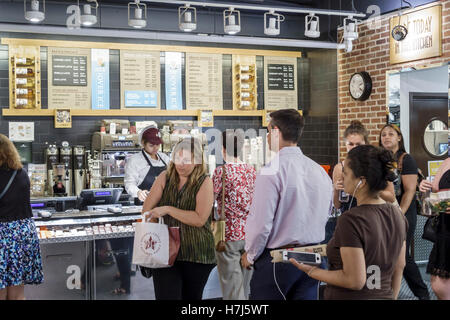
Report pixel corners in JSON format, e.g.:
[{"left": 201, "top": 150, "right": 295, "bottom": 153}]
[
  {"left": 48, "top": 47, "right": 91, "bottom": 109},
  {"left": 120, "top": 50, "right": 160, "bottom": 109},
  {"left": 186, "top": 52, "right": 223, "bottom": 110},
  {"left": 264, "top": 56, "right": 298, "bottom": 110}
]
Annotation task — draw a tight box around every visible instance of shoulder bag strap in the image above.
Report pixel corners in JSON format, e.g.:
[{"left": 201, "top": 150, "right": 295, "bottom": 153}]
[
  {"left": 397, "top": 152, "right": 407, "bottom": 174},
  {"left": 220, "top": 165, "right": 226, "bottom": 221},
  {"left": 0, "top": 170, "right": 17, "bottom": 201}
]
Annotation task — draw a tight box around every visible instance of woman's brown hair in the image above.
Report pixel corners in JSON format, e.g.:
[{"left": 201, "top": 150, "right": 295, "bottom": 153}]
[
  {"left": 0, "top": 134, "right": 23, "bottom": 170},
  {"left": 378, "top": 124, "right": 406, "bottom": 155},
  {"left": 344, "top": 120, "right": 369, "bottom": 144},
  {"left": 166, "top": 137, "right": 206, "bottom": 192}
]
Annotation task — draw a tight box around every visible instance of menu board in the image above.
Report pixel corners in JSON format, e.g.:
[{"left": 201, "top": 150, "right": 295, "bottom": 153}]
[
  {"left": 48, "top": 47, "right": 91, "bottom": 109},
  {"left": 52, "top": 55, "right": 87, "bottom": 86},
  {"left": 186, "top": 52, "right": 223, "bottom": 110},
  {"left": 120, "top": 50, "right": 160, "bottom": 109},
  {"left": 267, "top": 64, "right": 295, "bottom": 90},
  {"left": 264, "top": 56, "right": 298, "bottom": 110}
]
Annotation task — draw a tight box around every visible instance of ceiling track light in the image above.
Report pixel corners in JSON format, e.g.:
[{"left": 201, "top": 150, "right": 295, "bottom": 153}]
[
  {"left": 304, "top": 13, "right": 320, "bottom": 38},
  {"left": 128, "top": 0, "right": 147, "bottom": 29},
  {"left": 264, "top": 10, "right": 284, "bottom": 36},
  {"left": 343, "top": 16, "right": 358, "bottom": 41},
  {"left": 392, "top": 0, "right": 410, "bottom": 41},
  {"left": 24, "top": 0, "right": 45, "bottom": 23},
  {"left": 223, "top": 7, "right": 240, "bottom": 35},
  {"left": 179, "top": 4, "right": 197, "bottom": 32},
  {"left": 79, "top": 0, "right": 98, "bottom": 27}
]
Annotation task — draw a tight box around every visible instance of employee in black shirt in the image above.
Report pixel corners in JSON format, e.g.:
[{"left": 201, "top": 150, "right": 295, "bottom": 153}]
[
  {"left": 0, "top": 134, "right": 43, "bottom": 300},
  {"left": 379, "top": 124, "right": 430, "bottom": 300}
]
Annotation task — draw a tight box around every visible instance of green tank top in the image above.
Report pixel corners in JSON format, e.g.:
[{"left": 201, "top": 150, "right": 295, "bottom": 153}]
[{"left": 158, "top": 174, "right": 216, "bottom": 264}]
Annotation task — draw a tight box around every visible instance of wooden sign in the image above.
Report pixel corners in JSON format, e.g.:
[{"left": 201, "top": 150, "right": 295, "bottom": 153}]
[
  {"left": 197, "top": 110, "right": 214, "bottom": 127},
  {"left": 54, "top": 109, "right": 72, "bottom": 128},
  {"left": 390, "top": 5, "right": 442, "bottom": 65}
]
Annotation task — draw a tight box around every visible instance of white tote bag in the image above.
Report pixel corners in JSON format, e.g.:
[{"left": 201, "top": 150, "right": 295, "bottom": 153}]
[{"left": 132, "top": 217, "right": 180, "bottom": 269}]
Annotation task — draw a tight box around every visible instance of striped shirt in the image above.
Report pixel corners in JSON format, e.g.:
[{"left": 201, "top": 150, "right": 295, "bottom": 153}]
[{"left": 158, "top": 174, "right": 216, "bottom": 264}]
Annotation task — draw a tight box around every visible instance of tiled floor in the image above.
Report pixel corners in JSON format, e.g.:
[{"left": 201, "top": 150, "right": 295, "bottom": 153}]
[{"left": 398, "top": 264, "right": 437, "bottom": 300}]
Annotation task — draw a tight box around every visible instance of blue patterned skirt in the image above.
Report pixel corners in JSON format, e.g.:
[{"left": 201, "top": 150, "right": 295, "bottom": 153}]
[{"left": 0, "top": 218, "right": 44, "bottom": 289}]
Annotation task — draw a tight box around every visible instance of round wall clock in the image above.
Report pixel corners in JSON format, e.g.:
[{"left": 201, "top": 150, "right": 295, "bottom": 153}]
[{"left": 349, "top": 71, "right": 372, "bottom": 101}]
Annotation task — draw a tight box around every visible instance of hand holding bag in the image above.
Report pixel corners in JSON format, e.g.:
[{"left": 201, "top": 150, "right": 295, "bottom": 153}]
[{"left": 132, "top": 216, "right": 180, "bottom": 269}]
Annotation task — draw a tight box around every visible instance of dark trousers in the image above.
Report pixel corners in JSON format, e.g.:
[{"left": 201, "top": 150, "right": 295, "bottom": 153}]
[
  {"left": 249, "top": 249, "right": 325, "bottom": 300},
  {"left": 403, "top": 210, "right": 430, "bottom": 299},
  {"left": 109, "top": 237, "right": 134, "bottom": 293},
  {"left": 152, "top": 261, "right": 215, "bottom": 300}
]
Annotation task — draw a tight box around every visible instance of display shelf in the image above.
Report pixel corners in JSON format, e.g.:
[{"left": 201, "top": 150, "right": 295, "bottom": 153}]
[
  {"left": 2, "top": 108, "right": 267, "bottom": 117},
  {"left": 38, "top": 231, "right": 135, "bottom": 244}
]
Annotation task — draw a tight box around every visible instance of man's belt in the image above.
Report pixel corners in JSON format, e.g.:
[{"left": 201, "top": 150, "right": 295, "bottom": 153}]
[{"left": 270, "top": 243, "right": 327, "bottom": 263}]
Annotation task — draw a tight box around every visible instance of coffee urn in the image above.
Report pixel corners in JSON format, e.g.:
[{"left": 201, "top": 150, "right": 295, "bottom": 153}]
[
  {"left": 59, "top": 141, "right": 73, "bottom": 196},
  {"left": 45, "top": 144, "right": 59, "bottom": 196},
  {"left": 73, "top": 145, "right": 86, "bottom": 196}
]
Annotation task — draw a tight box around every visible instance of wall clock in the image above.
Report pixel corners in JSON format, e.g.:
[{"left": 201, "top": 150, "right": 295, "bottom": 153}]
[{"left": 349, "top": 71, "right": 372, "bottom": 101}]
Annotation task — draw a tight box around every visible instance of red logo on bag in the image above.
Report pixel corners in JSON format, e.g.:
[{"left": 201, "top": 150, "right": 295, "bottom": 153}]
[{"left": 140, "top": 232, "right": 161, "bottom": 255}]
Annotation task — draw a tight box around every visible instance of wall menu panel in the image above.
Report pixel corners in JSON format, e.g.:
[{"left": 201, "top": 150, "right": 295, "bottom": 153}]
[
  {"left": 186, "top": 52, "right": 223, "bottom": 110},
  {"left": 264, "top": 56, "right": 298, "bottom": 110},
  {"left": 120, "top": 50, "right": 160, "bottom": 109},
  {"left": 91, "top": 49, "right": 110, "bottom": 110},
  {"left": 165, "top": 52, "right": 183, "bottom": 110},
  {"left": 48, "top": 47, "right": 91, "bottom": 109}
]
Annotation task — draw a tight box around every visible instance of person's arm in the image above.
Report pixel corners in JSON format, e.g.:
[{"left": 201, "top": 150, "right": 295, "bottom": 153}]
[
  {"left": 332, "top": 163, "right": 343, "bottom": 209},
  {"left": 142, "top": 170, "right": 167, "bottom": 220},
  {"left": 124, "top": 157, "right": 142, "bottom": 198},
  {"left": 399, "top": 174, "right": 418, "bottom": 214},
  {"left": 431, "top": 158, "right": 450, "bottom": 192},
  {"left": 290, "top": 247, "right": 366, "bottom": 290},
  {"left": 149, "top": 177, "right": 214, "bottom": 227},
  {"left": 380, "top": 181, "right": 396, "bottom": 203},
  {"left": 244, "top": 173, "right": 279, "bottom": 265},
  {"left": 391, "top": 241, "right": 406, "bottom": 299}
]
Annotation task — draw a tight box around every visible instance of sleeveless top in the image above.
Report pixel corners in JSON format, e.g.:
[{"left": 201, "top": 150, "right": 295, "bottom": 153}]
[
  {"left": 439, "top": 170, "right": 450, "bottom": 190},
  {"left": 157, "top": 174, "right": 216, "bottom": 264}
]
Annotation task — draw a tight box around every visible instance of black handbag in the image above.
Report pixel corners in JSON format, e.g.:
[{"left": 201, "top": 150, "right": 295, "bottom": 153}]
[
  {"left": 422, "top": 215, "right": 439, "bottom": 243},
  {"left": 138, "top": 265, "right": 153, "bottom": 279}
]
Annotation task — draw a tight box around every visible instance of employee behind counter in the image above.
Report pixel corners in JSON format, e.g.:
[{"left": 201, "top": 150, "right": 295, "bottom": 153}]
[
  {"left": 124, "top": 126, "right": 170, "bottom": 205},
  {"left": 109, "top": 126, "right": 169, "bottom": 295}
]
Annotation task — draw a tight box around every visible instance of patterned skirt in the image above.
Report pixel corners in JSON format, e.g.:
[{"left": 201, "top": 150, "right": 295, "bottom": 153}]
[{"left": 0, "top": 218, "right": 44, "bottom": 289}]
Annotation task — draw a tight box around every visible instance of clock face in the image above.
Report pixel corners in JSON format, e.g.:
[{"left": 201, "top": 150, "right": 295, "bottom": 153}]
[
  {"left": 350, "top": 74, "right": 365, "bottom": 99},
  {"left": 349, "top": 72, "right": 372, "bottom": 101}
]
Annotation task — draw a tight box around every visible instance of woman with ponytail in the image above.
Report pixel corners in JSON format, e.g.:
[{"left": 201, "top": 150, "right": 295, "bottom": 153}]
[{"left": 291, "top": 145, "right": 407, "bottom": 300}]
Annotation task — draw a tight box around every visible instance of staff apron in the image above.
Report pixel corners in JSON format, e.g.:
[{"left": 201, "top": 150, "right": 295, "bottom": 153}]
[{"left": 134, "top": 150, "right": 167, "bottom": 205}]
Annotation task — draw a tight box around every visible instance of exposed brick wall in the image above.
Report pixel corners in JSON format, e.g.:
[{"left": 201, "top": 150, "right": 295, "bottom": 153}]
[{"left": 338, "top": 0, "right": 450, "bottom": 160}]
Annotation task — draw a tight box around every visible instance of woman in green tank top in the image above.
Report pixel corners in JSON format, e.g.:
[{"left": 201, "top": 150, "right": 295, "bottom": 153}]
[{"left": 142, "top": 137, "right": 216, "bottom": 300}]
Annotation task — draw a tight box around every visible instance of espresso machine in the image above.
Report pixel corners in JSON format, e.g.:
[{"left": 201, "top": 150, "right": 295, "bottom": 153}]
[
  {"left": 44, "top": 144, "right": 59, "bottom": 196},
  {"left": 59, "top": 141, "right": 73, "bottom": 196},
  {"left": 73, "top": 145, "right": 86, "bottom": 196}
]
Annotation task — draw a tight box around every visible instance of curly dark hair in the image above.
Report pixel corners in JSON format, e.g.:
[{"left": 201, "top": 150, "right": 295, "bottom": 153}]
[
  {"left": 344, "top": 120, "right": 369, "bottom": 144},
  {"left": 346, "top": 145, "right": 396, "bottom": 192}
]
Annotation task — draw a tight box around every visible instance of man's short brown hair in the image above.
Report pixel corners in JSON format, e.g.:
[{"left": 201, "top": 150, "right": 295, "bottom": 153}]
[{"left": 269, "top": 109, "right": 304, "bottom": 144}]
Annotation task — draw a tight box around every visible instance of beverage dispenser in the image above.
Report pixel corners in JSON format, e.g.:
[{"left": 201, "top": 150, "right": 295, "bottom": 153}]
[
  {"left": 59, "top": 141, "right": 73, "bottom": 196},
  {"left": 44, "top": 144, "right": 59, "bottom": 196},
  {"left": 73, "top": 145, "right": 86, "bottom": 196}
]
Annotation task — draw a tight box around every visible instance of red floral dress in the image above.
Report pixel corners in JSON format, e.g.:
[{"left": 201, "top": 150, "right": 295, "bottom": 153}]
[{"left": 212, "top": 163, "right": 256, "bottom": 242}]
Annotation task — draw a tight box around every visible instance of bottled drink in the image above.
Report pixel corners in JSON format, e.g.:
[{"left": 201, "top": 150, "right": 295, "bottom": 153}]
[
  {"left": 16, "top": 57, "right": 35, "bottom": 65},
  {"left": 16, "top": 77, "right": 34, "bottom": 86}
]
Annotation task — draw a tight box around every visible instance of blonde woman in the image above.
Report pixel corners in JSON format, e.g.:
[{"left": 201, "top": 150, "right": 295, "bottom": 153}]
[
  {"left": 0, "top": 134, "right": 43, "bottom": 300},
  {"left": 142, "top": 137, "right": 215, "bottom": 300}
]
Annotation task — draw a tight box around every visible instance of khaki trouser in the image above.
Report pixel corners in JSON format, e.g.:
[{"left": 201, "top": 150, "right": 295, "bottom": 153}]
[{"left": 215, "top": 240, "right": 253, "bottom": 300}]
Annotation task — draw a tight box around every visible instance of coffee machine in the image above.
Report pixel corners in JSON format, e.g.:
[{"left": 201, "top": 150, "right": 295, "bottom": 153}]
[
  {"left": 73, "top": 145, "right": 86, "bottom": 196},
  {"left": 59, "top": 141, "right": 73, "bottom": 196},
  {"left": 44, "top": 144, "right": 59, "bottom": 196}
]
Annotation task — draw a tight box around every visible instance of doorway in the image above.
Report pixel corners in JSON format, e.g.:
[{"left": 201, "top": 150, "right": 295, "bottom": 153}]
[{"left": 409, "top": 92, "right": 448, "bottom": 176}]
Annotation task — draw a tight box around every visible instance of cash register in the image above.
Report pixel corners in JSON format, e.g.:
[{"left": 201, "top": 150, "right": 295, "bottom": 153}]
[{"left": 77, "top": 188, "right": 123, "bottom": 211}]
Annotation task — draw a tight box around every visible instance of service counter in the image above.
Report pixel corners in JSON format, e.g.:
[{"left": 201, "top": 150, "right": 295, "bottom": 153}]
[{"left": 27, "top": 206, "right": 222, "bottom": 300}]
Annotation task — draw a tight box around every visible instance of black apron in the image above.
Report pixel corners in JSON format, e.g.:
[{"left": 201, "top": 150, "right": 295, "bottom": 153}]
[{"left": 134, "top": 150, "right": 167, "bottom": 205}]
